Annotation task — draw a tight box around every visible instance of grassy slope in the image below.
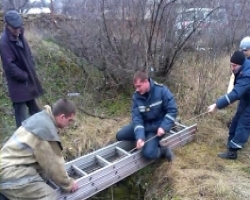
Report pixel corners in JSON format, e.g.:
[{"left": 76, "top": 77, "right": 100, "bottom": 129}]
[
  {"left": 1, "top": 31, "right": 250, "bottom": 200},
  {"left": 59, "top": 52, "right": 250, "bottom": 200},
  {"left": 143, "top": 54, "right": 250, "bottom": 200}
]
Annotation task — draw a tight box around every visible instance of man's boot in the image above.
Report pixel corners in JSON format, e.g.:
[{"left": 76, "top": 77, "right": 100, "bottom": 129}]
[
  {"left": 217, "top": 148, "right": 237, "bottom": 160},
  {"left": 160, "top": 146, "right": 174, "bottom": 162}
]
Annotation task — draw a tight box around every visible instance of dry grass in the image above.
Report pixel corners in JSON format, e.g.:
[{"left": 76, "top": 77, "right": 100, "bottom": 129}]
[
  {"left": 58, "top": 52, "right": 250, "bottom": 200},
  {"left": 24, "top": 30, "right": 250, "bottom": 199},
  {"left": 60, "top": 115, "right": 130, "bottom": 161},
  {"left": 140, "top": 115, "right": 250, "bottom": 200},
  {"left": 142, "top": 53, "right": 250, "bottom": 200}
]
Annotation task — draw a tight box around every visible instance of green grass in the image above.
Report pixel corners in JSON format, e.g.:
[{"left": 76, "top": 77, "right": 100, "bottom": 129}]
[
  {"left": 0, "top": 89, "right": 16, "bottom": 145},
  {"left": 100, "top": 92, "right": 132, "bottom": 116},
  {"left": 241, "top": 167, "right": 250, "bottom": 174}
]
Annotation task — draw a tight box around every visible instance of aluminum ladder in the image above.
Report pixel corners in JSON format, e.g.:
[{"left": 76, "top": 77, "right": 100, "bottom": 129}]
[{"left": 50, "top": 123, "right": 197, "bottom": 200}]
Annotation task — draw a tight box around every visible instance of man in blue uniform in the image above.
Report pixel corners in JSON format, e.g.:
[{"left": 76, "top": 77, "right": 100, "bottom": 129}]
[
  {"left": 226, "top": 37, "right": 250, "bottom": 128},
  {"left": 116, "top": 71, "right": 178, "bottom": 162},
  {"left": 208, "top": 50, "right": 250, "bottom": 159}
]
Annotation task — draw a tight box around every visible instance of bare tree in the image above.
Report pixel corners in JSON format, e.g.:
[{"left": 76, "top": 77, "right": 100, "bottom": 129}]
[
  {"left": 38, "top": 0, "right": 250, "bottom": 92},
  {"left": 2, "top": 0, "right": 29, "bottom": 12}
]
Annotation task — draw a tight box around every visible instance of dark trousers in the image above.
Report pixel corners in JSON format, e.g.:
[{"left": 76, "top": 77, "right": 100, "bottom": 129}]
[
  {"left": 12, "top": 99, "right": 40, "bottom": 128},
  {"left": 228, "top": 105, "right": 250, "bottom": 149},
  {"left": 0, "top": 193, "right": 9, "bottom": 200},
  {"left": 116, "top": 123, "right": 161, "bottom": 160}
]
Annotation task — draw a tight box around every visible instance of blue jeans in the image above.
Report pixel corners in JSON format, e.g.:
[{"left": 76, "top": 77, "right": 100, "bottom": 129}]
[
  {"left": 116, "top": 123, "right": 161, "bottom": 160},
  {"left": 12, "top": 99, "right": 40, "bottom": 128}
]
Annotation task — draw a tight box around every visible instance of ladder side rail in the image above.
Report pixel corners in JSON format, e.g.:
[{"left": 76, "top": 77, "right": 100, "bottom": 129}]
[
  {"left": 78, "top": 125, "right": 197, "bottom": 198},
  {"left": 161, "top": 126, "right": 197, "bottom": 146},
  {"left": 58, "top": 150, "right": 149, "bottom": 197},
  {"left": 57, "top": 123, "right": 197, "bottom": 199},
  {"left": 57, "top": 150, "right": 152, "bottom": 200},
  {"left": 67, "top": 159, "right": 152, "bottom": 200},
  {"left": 161, "top": 124, "right": 197, "bottom": 142},
  {"left": 169, "top": 135, "right": 195, "bottom": 149},
  {"left": 74, "top": 151, "right": 146, "bottom": 185},
  {"left": 65, "top": 142, "right": 120, "bottom": 170},
  {"left": 65, "top": 141, "right": 134, "bottom": 171},
  {"left": 160, "top": 125, "right": 197, "bottom": 147},
  {"left": 161, "top": 131, "right": 195, "bottom": 149}
]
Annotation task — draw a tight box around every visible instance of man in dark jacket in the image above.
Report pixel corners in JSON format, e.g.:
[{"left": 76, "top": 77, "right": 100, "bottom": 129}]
[
  {"left": 0, "top": 10, "right": 44, "bottom": 128},
  {"left": 116, "top": 71, "right": 178, "bottom": 162},
  {"left": 208, "top": 51, "right": 250, "bottom": 160}
]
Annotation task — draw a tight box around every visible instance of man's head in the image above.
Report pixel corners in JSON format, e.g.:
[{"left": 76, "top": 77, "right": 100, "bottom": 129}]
[
  {"left": 52, "top": 99, "right": 76, "bottom": 128},
  {"left": 4, "top": 10, "right": 23, "bottom": 37},
  {"left": 230, "top": 50, "right": 246, "bottom": 74},
  {"left": 133, "top": 71, "right": 150, "bottom": 95},
  {"left": 240, "top": 36, "right": 250, "bottom": 58}
]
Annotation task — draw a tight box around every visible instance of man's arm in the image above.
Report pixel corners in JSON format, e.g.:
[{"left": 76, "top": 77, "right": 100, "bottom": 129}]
[
  {"left": 216, "top": 75, "right": 250, "bottom": 109},
  {"left": 132, "top": 96, "right": 145, "bottom": 141},
  {"left": 33, "top": 139, "right": 75, "bottom": 192},
  {"left": 0, "top": 42, "right": 28, "bottom": 81},
  {"left": 160, "top": 87, "right": 178, "bottom": 133}
]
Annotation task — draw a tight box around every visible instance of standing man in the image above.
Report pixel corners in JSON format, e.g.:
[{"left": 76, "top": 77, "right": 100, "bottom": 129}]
[
  {"left": 226, "top": 37, "right": 250, "bottom": 127},
  {"left": 0, "top": 98, "right": 78, "bottom": 199},
  {"left": 227, "top": 36, "right": 250, "bottom": 94},
  {"left": 116, "top": 71, "right": 178, "bottom": 162},
  {"left": 208, "top": 51, "right": 250, "bottom": 160},
  {"left": 0, "top": 10, "right": 43, "bottom": 128}
]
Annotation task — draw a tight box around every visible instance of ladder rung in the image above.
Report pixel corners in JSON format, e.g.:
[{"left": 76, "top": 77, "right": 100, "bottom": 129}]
[
  {"left": 115, "top": 147, "right": 131, "bottom": 156},
  {"left": 170, "top": 130, "right": 177, "bottom": 134},
  {"left": 95, "top": 155, "right": 111, "bottom": 166},
  {"left": 174, "top": 121, "right": 187, "bottom": 128},
  {"left": 72, "top": 164, "right": 88, "bottom": 176}
]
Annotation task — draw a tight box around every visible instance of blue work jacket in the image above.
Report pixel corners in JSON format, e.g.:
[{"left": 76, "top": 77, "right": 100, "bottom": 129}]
[
  {"left": 216, "top": 59, "right": 250, "bottom": 109},
  {"left": 132, "top": 79, "right": 178, "bottom": 141}
]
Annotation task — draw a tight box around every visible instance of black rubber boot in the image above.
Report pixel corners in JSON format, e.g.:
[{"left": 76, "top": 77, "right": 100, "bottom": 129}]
[
  {"left": 217, "top": 149, "right": 237, "bottom": 160},
  {"left": 160, "top": 146, "right": 175, "bottom": 162}
]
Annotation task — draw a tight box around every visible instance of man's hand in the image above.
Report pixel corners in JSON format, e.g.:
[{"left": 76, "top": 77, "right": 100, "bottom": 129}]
[
  {"left": 71, "top": 181, "right": 79, "bottom": 192},
  {"left": 207, "top": 103, "right": 217, "bottom": 113},
  {"left": 136, "top": 139, "right": 145, "bottom": 149},
  {"left": 157, "top": 127, "right": 165, "bottom": 137}
]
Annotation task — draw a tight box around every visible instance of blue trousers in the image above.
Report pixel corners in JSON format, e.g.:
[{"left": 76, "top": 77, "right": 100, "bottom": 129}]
[
  {"left": 116, "top": 123, "right": 161, "bottom": 160},
  {"left": 228, "top": 105, "right": 250, "bottom": 149},
  {"left": 0, "top": 194, "right": 8, "bottom": 200},
  {"left": 12, "top": 99, "right": 40, "bottom": 128}
]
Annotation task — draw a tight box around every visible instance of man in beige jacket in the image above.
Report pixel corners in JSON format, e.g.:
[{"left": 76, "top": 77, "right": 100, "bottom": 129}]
[{"left": 0, "top": 98, "right": 78, "bottom": 200}]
